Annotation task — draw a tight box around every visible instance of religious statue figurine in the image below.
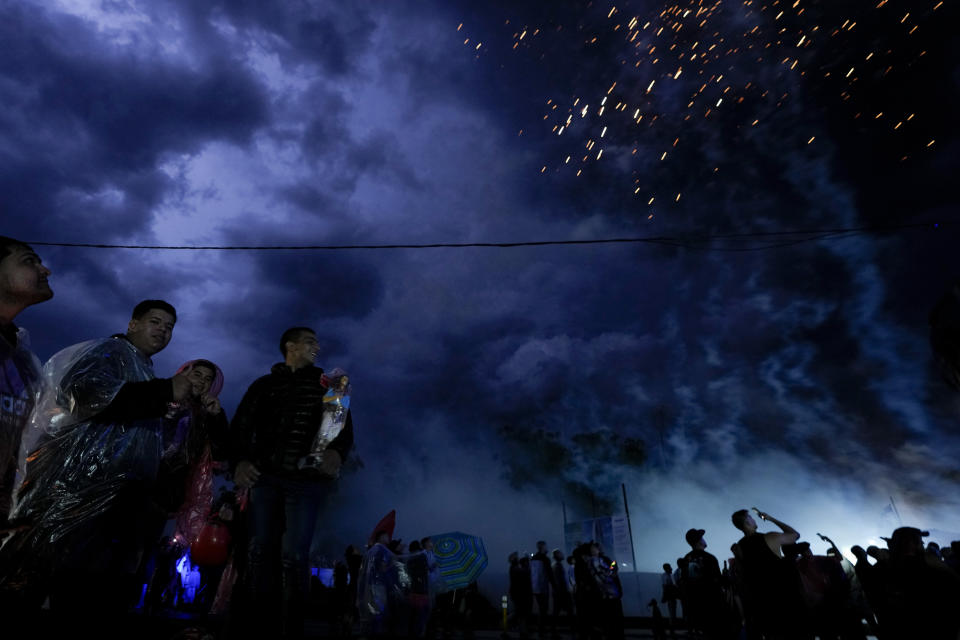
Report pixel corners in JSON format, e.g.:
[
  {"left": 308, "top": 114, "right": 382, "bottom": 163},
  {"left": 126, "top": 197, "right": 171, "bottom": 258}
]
[{"left": 298, "top": 368, "right": 351, "bottom": 475}]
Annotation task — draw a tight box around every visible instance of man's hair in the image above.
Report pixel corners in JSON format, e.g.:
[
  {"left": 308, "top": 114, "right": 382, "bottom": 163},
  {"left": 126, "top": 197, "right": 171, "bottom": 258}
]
[
  {"left": 132, "top": 299, "right": 177, "bottom": 321},
  {"left": 0, "top": 236, "right": 33, "bottom": 263},
  {"left": 420, "top": 537, "right": 432, "bottom": 546},
  {"left": 279, "top": 326, "right": 315, "bottom": 356},
  {"left": 193, "top": 359, "right": 217, "bottom": 372},
  {"left": 731, "top": 509, "right": 751, "bottom": 532}
]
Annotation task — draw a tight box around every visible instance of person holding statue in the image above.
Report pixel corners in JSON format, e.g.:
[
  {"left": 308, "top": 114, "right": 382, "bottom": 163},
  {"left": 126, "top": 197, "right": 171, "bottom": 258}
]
[{"left": 228, "top": 326, "right": 354, "bottom": 638}]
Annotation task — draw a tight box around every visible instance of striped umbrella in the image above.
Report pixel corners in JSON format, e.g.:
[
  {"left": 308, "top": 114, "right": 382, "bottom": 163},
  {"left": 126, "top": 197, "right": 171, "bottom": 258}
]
[{"left": 430, "top": 531, "right": 488, "bottom": 592}]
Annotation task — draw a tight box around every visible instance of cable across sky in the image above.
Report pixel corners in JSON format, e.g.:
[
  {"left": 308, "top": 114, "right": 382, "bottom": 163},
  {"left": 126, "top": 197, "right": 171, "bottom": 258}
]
[{"left": 26, "top": 221, "right": 951, "bottom": 253}]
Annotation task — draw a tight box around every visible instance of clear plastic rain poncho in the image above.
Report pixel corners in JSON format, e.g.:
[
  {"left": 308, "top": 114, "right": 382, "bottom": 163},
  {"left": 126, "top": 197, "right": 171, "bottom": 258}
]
[
  {"left": 357, "top": 543, "right": 412, "bottom": 634},
  {"left": 2, "top": 336, "right": 165, "bottom": 577}
]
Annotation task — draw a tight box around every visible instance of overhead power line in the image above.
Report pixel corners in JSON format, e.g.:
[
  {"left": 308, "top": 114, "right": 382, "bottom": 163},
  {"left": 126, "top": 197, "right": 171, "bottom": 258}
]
[{"left": 27, "top": 221, "right": 950, "bottom": 253}]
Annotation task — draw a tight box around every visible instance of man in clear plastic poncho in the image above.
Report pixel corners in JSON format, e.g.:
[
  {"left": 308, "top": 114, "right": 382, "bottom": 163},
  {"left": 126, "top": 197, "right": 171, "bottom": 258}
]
[
  {"left": 0, "top": 236, "right": 53, "bottom": 532},
  {"left": 0, "top": 299, "right": 192, "bottom": 621}
]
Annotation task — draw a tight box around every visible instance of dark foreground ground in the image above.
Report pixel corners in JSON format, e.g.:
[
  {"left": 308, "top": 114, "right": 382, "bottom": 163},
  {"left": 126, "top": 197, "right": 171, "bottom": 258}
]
[
  {"left": 17, "top": 611, "right": 882, "bottom": 640},
  {"left": 7, "top": 609, "right": 704, "bottom": 639}
]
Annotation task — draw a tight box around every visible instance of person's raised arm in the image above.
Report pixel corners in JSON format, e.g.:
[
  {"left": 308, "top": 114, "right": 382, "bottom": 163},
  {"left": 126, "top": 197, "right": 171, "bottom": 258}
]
[
  {"left": 817, "top": 532, "right": 841, "bottom": 557},
  {"left": 60, "top": 344, "right": 189, "bottom": 423},
  {"left": 755, "top": 509, "right": 799, "bottom": 550}
]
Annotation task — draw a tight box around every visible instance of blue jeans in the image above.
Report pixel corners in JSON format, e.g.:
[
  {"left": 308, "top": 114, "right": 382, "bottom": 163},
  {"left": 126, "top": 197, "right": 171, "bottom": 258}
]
[{"left": 244, "top": 472, "right": 328, "bottom": 638}]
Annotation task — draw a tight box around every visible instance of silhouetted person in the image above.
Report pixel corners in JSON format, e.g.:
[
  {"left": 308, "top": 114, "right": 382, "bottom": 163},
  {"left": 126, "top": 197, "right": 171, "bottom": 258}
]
[
  {"left": 783, "top": 540, "right": 853, "bottom": 640},
  {"left": 946, "top": 541, "right": 960, "bottom": 574},
  {"left": 727, "top": 543, "right": 748, "bottom": 636},
  {"left": 565, "top": 555, "right": 576, "bottom": 597},
  {"left": 551, "top": 548, "right": 574, "bottom": 635},
  {"left": 873, "top": 527, "right": 960, "bottom": 640},
  {"left": 811, "top": 534, "right": 868, "bottom": 640},
  {"left": 649, "top": 598, "right": 667, "bottom": 640},
  {"left": 660, "top": 562, "right": 679, "bottom": 634},
  {"left": 849, "top": 545, "right": 882, "bottom": 630},
  {"left": 420, "top": 537, "right": 440, "bottom": 638},
  {"left": 731, "top": 508, "right": 803, "bottom": 639},
  {"left": 572, "top": 543, "right": 602, "bottom": 640},
  {"left": 589, "top": 543, "right": 623, "bottom": 640},
  {"left": 509, "top": 552, "right": 533, "bottom": 639},
  {"left": 337, "top": 544, "right": 363, "bottom": 636},
  {"left": 531, "top": 541, "right": 552, "bottom": 638},
  {"left": 407, "top": 540, "right": 432, "bottom": 638},
  {"left": 682, "top": 528, "right": 735, "bottom": 639},
  {"left": 673, "top": 558, "right": 687, "bottom": 626}
]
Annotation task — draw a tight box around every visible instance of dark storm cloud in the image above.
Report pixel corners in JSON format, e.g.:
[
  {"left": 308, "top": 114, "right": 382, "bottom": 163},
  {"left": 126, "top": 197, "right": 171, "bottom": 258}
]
[
  {"left": 300, "top": 112, "right": 422, "bottom": 197},
  {"left": 175, "top": 0, "right": 377, "bottom": 76},
  {"left": 279, "top": 183, "right": 340, "bottom": 218},
  {"left": 249, "top": 252, "right": 383, "bottom": 322},
  {"left": 0, "top": 1, "right": 268, "bottom": 239}
]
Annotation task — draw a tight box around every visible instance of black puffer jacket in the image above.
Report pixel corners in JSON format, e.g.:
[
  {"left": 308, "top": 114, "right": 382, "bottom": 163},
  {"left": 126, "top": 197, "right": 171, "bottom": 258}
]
[{"left": 230, "top": 363, "right": 353, "bottom": 476}]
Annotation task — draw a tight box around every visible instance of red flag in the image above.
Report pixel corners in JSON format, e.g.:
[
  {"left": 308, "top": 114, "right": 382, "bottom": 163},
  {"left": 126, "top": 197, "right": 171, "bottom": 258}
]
[{"left": 368, "top": 509, "right": 396, "bottom": 546}]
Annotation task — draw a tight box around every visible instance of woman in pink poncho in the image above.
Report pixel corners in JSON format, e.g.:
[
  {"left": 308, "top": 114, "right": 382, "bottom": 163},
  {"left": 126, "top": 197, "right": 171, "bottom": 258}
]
[{"left": 158, "top": 359, "right": 229, "bottom": 546}]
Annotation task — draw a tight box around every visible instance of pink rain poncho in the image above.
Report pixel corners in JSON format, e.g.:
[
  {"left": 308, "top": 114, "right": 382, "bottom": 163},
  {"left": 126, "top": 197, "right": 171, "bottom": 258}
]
[{"left": 162, "top": 359, "right": 227, "bottom": 547}]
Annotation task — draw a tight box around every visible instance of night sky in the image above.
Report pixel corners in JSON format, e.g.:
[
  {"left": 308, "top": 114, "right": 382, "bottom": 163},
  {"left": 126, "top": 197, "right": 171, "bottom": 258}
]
[{"left": 3, "top": 0, "right": 959, "bottom": 574}]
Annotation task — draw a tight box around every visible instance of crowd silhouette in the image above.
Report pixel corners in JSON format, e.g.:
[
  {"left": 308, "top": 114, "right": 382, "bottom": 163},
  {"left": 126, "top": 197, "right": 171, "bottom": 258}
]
[
  {"left": 502, "top": 514, "right": 960, "bottom": 640},
  {"left": 659, "top": 510, "right": 960, "bottom": 640}
]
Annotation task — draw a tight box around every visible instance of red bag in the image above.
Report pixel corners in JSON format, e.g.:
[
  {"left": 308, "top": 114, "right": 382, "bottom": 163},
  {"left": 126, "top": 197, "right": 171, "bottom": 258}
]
[{"left": 191, "top": 520, "right": 232, "bottom": 566}]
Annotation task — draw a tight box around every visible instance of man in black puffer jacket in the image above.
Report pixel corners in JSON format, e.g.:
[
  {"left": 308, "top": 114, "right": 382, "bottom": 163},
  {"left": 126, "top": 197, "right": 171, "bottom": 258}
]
[{"left": 229, "top": 326, "right": 354, "bottom": 639}]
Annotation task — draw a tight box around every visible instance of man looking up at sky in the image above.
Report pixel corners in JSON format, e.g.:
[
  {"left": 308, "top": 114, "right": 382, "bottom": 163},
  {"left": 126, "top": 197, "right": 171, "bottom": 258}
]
[
  {"left": 0, "top": 236, "right": 53, "bottom": 532},
  {"left": 682, "top": 528, "right": 735, "bottom": 639},
  {"left": 731, "top": 508, "right": 802, "bottom": 640},
  {"left": 229, "top": 326, "right": 354, "bottom": 639},
  {"left": 0, "top": 300, "right": 190, "bottom": 632}
]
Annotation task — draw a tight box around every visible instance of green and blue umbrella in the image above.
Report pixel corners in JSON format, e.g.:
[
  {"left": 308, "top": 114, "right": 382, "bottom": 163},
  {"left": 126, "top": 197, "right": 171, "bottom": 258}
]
[{"left": 430, "top": 531, "right": 488, "bottom": 592}]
